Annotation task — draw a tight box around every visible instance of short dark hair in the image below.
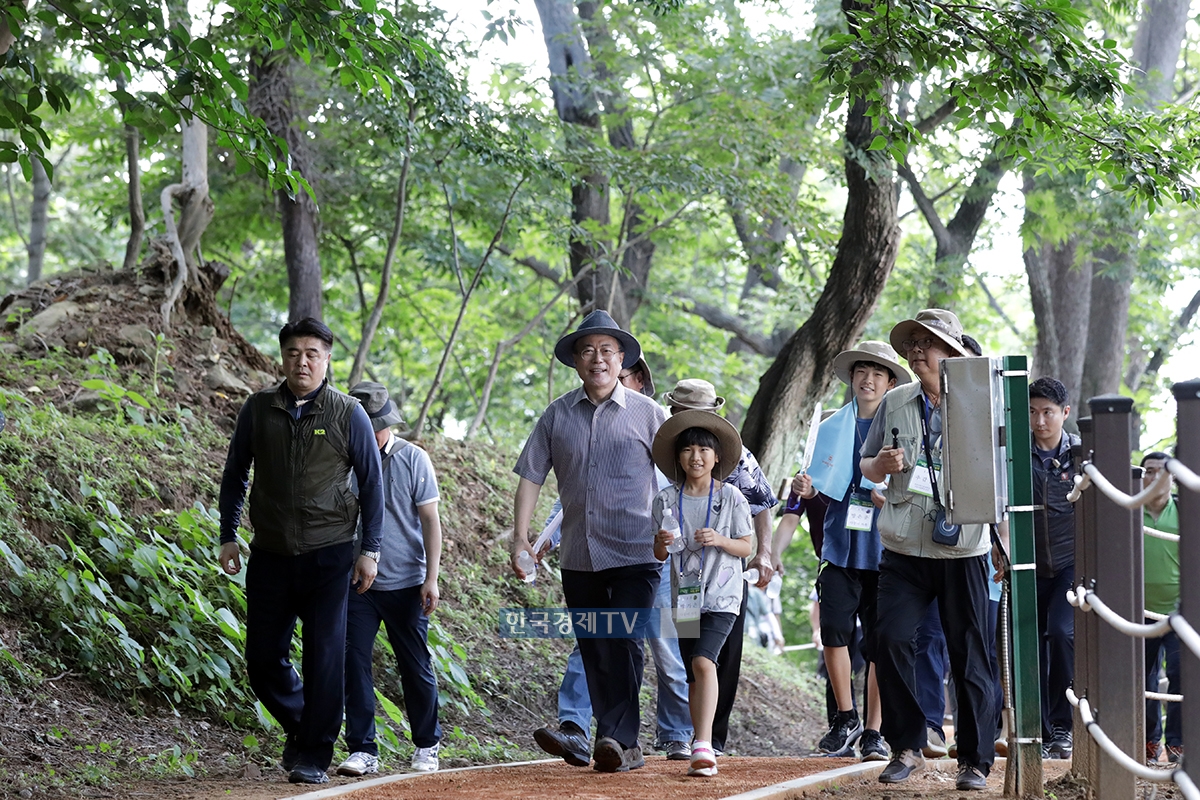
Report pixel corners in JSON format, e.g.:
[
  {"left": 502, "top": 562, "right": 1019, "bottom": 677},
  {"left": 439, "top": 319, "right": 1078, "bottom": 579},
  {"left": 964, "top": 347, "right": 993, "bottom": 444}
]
[
  {"left": 279, "top": 317, "right": 333, "bottom": 350},
  {"left": 675, "top": 426, "right": 722, "bottom": 463},
  {"left": 1029, "top": 377, "right": 1069, "bottom": 408},
  {"left": 1141, "top": 451, "right": 1171, "bottom": 466},
  {"left": 961, "top": 334, "right": 983, "bottom": 356},
  {"left": 851, "top": 359, "right": 897, "bottom": 383}
]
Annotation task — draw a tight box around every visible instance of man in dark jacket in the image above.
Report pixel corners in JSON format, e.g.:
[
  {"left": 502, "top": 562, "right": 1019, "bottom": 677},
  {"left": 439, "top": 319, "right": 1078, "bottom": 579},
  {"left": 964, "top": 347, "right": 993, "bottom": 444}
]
[
  {"left": 1028, "top": 377, "right": 1078, "bottom": 759},
  {"left": 217, "top": 317, "right": 384, "bottom": 785}
]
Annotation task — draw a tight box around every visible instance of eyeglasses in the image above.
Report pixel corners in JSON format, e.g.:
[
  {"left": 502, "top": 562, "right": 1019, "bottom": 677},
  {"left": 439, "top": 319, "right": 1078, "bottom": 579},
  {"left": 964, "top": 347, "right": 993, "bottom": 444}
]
[
  {"left": 900, "top": 336, "right": 937, "bottom": 354},
  {"left": 577, "top": 346, "right": 621, "bottom": 362}
]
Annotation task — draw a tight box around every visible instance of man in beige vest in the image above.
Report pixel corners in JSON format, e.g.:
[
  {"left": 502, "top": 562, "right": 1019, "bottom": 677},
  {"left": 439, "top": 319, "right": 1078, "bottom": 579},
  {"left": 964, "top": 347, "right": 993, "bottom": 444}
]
[{"left": 859, "top": 310, "right": 994, "bottom": 792}]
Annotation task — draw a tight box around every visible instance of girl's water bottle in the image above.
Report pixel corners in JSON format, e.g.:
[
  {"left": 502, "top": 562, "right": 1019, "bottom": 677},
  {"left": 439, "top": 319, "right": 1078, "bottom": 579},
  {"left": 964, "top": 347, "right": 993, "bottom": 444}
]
[
  {"left": 662, "top": 509, "right": 684, "bottom": 554},
  {"left": 515, "top": 550, "right": 537, "bottom": 583}
]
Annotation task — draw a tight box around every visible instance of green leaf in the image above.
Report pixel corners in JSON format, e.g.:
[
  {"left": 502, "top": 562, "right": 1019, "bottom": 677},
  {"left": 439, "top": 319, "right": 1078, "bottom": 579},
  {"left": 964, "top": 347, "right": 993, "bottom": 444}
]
[{"left": 868, "top": 134, "right": 888, "bottom": 151}]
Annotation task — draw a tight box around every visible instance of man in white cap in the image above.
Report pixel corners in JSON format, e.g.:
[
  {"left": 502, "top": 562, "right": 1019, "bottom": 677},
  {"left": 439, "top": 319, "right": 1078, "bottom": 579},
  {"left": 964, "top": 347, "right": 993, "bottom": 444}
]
[
  {"left": 511, "top": 309, "right": 667, "bottom": 773},
  {"left": 859, "top": 309, "right": 995, "bottom": 791}
]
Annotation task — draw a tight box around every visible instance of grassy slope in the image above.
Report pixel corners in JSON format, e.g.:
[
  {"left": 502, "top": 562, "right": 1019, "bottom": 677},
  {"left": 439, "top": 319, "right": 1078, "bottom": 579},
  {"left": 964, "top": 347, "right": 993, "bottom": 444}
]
[{"left": 0, "top": 330, "right": 824, "bottom": 796}]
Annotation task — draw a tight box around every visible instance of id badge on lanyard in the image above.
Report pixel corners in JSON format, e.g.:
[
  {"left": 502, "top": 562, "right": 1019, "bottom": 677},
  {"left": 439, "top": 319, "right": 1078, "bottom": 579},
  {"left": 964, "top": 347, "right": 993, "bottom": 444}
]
[
  {"left": 846, "top": 495, "right": 875, "bottom": 531},
  {"left": 909, "top": 456, "right": 938, "bottom": 497},
  {"left": 675, "top": 573, "right": 702, "bottom": 622}
]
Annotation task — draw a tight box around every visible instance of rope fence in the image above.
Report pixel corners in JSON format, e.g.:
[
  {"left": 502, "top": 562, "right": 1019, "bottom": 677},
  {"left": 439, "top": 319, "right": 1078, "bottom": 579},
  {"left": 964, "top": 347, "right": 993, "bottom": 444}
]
[
  {"left": 1054, "top": 387, "right": 1198, "bottom": 800},
  {"left": 1066, "top": 688, "right": 1199, "bottom": 800}
]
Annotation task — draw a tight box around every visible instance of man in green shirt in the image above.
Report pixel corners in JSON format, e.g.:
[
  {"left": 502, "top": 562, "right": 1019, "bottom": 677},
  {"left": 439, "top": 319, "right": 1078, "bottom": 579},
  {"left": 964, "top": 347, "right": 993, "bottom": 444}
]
[{"left": 1141, "top": 452, "right": 1181, "bottom": 764}]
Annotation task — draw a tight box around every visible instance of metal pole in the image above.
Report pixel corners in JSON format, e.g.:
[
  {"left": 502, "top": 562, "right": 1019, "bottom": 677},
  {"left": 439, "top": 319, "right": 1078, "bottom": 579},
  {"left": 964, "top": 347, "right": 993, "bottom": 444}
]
[
  {"left": 1173, "top": 379, "right": 1200, "bottom": 777},
  {"left": 1132, "top": 465, "right": 1145, "bottom": 762},
  {"left": 1073, "top": 419, "right": 1097, "bottom": 785},
  {"left": 1088, "top": 395, "right": 1139, "bottom": 800},
  {"left": 1002, "top": 355, "right": 1042, "bottom": 798}
]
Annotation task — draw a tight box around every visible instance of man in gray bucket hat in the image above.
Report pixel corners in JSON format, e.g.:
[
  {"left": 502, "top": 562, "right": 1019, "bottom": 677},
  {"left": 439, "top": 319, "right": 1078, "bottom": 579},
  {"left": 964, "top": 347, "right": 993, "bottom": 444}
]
[
  {"left": 512, "top": 309, "right": 667, "bottom": 773},
  {"left": 338, "top": 382, "right": 444, "bottom": 776}
]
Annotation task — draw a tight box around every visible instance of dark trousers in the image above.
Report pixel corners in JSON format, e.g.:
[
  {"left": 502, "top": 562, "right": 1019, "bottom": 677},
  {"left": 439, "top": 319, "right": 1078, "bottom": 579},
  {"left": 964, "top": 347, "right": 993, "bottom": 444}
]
[
  {"left": 344, "top": 584, "right": 442, "bottom": 754},
  {"left": 1145, "top": 629, "right": 1182, "bottom": 747},
  {"left": 876, "top": 550, "right": 996, "bottom": 774},
  {"left": 562, "top": 564, "right": 661, "bottom": 749},
  {"left": 711, "top": 582, "right": 747, "bottom": 752},
  {"left": 245, "top": 542, "right": 354, "bottom": 770},
  {"left": 1036, "top": 566, "right": 1075, "bottom": 736}
]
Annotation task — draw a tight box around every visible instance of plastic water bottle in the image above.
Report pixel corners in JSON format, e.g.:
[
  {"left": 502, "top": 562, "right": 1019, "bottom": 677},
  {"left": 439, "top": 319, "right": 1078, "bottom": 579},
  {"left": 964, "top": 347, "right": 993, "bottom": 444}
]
[
  {"left": 662, "top": 509, "right": 684, "bottom": 554},
  {"left": 742, "top": 569, "right": 784, "bottom": 600},
  {"left": 515, "top": 550, "right": 537, "bottom": 583}
]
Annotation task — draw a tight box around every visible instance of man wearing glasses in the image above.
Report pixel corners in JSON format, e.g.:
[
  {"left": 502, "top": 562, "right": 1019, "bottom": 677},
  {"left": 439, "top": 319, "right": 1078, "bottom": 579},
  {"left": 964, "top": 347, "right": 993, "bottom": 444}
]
[
  {"left": 510, "top": 310, "right": 668, "bottom": 773},
  {"left": 859, "top": 309, "right": 995, "bottom": 792}
]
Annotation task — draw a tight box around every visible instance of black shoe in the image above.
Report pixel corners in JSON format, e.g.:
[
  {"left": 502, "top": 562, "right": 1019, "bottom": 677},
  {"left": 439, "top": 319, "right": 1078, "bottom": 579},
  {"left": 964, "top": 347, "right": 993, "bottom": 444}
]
[
  {"left": 879, "top": 749, "right": 925, "bottom": 783},
  {"left": 818, "top": 710, "right": 863, "bottom": 755},
  {"left": 860, "top": 729, "right": 888, "bottom": 762},
  {"left": 592, "top": 737, "right": 643, "bottom": 772},
  {"left": 956, "top": 763, "right": 987, "bottom": 790},
  {"left": 1047, "top": 727, "right": 1072, "bottom": 759},
  {"left": 280, "top": 738, "right": 300, "bottom": 772},
  {"left": 288, "top": 764, "right": 330, "bottom": 784},
  {"left": 534, "top": 722, "right": 590, "bottom": 767}
]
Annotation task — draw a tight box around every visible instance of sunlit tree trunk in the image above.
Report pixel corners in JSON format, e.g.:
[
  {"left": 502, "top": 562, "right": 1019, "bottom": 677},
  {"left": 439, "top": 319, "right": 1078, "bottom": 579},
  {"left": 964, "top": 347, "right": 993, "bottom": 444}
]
[{"left": 25, "top": 155, "right": 48, "bottom": 284}]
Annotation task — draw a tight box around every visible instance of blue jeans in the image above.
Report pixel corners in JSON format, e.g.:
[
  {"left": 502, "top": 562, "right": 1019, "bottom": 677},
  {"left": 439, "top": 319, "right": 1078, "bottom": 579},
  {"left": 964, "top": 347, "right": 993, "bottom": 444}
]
[
  {"left": 1145, "top": 628, "right": 1181, "bottom": 747},
  {"left": 558, "top": 568, "right": 692, "bottom": 744},
  {"left": 915, "top": 601, "right": 948, "bottom": 734}
]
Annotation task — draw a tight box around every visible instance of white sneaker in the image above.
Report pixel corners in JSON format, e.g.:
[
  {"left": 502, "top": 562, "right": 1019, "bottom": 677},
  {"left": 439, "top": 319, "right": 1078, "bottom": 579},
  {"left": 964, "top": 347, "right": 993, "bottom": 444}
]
[
  {"left": 411, "top": 743, "right": 440, "bottom": 772},
  {"left": 336, "top": 751, "right": 379, "bottom": 776}
]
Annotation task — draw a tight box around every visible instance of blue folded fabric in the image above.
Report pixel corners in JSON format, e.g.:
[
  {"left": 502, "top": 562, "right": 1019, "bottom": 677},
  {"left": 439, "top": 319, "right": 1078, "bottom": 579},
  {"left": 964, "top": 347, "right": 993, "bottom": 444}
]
[{"left": 807, "top": 399, "right": 879, "bottom": 499}]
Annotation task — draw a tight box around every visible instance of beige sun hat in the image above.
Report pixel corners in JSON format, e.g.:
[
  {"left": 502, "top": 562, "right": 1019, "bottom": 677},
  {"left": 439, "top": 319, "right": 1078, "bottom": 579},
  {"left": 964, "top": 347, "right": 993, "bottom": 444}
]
[
  {"left": 662, "top": 378, "right": 725, "bottom": 411},
  {"left": 652, "top": 409, "right": 742, "bottom": 483},
  {"left": 831, "top": 340, "right": 912, "bottom": 386},
  {"left": 888, "top": 309, "right": 970, "bottom": 359}
]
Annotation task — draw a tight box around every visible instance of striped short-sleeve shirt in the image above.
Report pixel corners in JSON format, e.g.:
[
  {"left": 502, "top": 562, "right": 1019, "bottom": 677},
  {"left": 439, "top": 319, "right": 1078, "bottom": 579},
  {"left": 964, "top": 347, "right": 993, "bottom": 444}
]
[{"left": 514, "top": 381, "right": 667, "bottom": 571}]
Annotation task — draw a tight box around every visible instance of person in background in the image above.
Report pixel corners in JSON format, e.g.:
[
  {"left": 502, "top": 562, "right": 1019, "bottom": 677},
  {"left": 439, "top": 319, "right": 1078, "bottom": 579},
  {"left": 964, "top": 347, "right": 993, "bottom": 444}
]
[
  {"left": 337, "top": 383, "right": 443, "bottom": 777},
  {"left": 1028, "top": 377, "right": 1078, "bottom": 760},
  {"left": 1141, "top": 451, "right": 1182, "bottom": 764}
]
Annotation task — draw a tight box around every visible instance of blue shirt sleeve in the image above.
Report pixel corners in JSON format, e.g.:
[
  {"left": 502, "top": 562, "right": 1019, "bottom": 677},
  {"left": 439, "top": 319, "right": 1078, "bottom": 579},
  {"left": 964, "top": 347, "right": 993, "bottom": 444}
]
[
  {"left": 349, "top": 404, "right": 385, "bottom": 553},
  {"left": 218, "top": 401, "right": 255, "bottom": 544}
]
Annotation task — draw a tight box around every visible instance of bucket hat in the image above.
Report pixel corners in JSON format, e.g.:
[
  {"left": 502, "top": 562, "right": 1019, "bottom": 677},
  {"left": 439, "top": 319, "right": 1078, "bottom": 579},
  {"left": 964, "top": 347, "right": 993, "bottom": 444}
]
[
  {"left": 832, "top": 340, "right": 912, "bottom": 386},
  {"left": 348, "top": 381, "right": 405, "bottom": 432},
  {"left": 888, "top": 309, "right": 970, "bottom": 359},
  {"left": 554, "top": 309, "right": 641, "bottom": 370}
]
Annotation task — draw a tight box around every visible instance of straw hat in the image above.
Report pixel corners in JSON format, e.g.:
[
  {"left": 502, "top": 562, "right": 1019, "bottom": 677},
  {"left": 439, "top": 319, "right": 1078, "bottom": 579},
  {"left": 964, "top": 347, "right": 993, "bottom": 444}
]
[
  {"left": 661, "top": 378, "right": 725, "bottom": 411},
  {"left": 652, "top": 409, "right": 743, "bottom": 482}
]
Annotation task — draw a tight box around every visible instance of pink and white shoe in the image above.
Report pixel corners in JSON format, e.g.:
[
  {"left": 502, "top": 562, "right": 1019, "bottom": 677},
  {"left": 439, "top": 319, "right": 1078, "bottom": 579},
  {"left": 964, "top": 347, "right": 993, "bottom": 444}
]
[{"left": 688, "top": 741, "right": 718, "bottom": 777}]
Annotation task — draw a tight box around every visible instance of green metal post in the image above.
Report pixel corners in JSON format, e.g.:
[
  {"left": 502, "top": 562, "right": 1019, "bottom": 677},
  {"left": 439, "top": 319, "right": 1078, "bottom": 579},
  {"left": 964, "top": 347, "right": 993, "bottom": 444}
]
[{"left": 1002, "top": 355, "right": 1043, "bottom": 797}]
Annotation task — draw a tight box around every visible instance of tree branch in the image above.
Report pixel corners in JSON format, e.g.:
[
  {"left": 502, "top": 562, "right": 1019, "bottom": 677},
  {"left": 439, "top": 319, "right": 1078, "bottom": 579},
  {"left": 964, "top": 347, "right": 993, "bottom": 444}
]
[
  {"left": 971, "top": 271, "right": 1022, "bottom": 340},
  {"left": 678, "top": 294, "right": 771, "bottom": 355},
  {"left": 913, "top": 97, "right": 958, "bottom": 135},
  {"left": 897, "top": 161, "right": 951, "bottom": 251},
  {"left": 496, "top": 243, "right": 563, "bottom": 285}
]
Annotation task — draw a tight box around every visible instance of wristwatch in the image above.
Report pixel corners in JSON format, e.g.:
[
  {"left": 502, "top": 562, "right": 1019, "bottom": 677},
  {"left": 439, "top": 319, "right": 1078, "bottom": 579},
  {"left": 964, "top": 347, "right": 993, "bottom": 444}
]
[{"left": 360, "top": 550, "right": 381, "bottom": 563}]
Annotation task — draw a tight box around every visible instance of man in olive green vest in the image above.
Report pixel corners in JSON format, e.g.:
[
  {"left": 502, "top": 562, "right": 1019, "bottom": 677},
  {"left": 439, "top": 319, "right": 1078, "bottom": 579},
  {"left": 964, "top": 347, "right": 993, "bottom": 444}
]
[
  {"left": 217, "top": 317, "right": 384, "bottom": 785},
  {"left": 860, "top": 309, "right": 995, "bottom": 792}
]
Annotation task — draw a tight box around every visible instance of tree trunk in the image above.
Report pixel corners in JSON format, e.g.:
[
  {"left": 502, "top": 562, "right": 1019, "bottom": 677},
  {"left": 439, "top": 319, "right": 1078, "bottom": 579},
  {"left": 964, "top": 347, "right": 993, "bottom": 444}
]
[
  {"left": 1025, "top": 0, "right": 1187, "bottom": 405},
  {"left": 249, "top": 50, "right": 323, "bottom": 322},
  {"left": 741, "top": 26, "right": 899, "bottom": 482},
  {"left": 116, "top": 77, "right": 145, "bottom": 273},
  {"left": 25, "top": 155, "right": 48, "bottom": 285},
  {"left": 159, "top": 100, "right": 214, "bottom": 326}
]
